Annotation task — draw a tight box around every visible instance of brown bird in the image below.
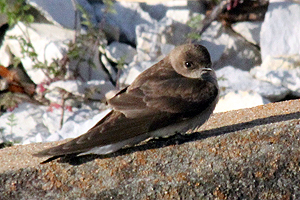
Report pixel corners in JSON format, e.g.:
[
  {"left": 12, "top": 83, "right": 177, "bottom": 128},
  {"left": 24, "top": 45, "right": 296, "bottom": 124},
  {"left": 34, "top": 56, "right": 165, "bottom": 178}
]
[{"left": 34, "top": 44, "right": 219, "bottom": 163}]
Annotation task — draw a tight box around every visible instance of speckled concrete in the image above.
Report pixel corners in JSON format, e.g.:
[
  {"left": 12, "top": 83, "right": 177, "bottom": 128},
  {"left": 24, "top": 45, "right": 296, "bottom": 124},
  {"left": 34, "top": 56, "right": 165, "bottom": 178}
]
[{"left": 1, "top": 99, "right": 300, "bottom": 199}]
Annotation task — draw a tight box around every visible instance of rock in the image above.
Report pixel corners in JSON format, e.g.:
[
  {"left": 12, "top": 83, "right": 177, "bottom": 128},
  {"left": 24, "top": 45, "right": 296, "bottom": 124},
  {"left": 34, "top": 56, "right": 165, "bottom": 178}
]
[
  {"left": 100, "top": 54, "right": 117, "bottom": 82},
  {"left": 0, "top": 14, "right": 7, "bottom": 26},
  {"left": 216, "top": 66, "right": 289, "bottom": 101},
  {"left": 260, "top": 0, "right": 300, "bottom": 60},
  {"left": 84, "top": 79, "right": 115, "bottom": 100},
  {"left": 47, "top": 80, "right": 84, "bottom": 96},
  {"left": 68, "top": 42, "right": 109, "bottom": 82},
  {"left": 119, "top": 61, "right": 156, "bottom": 86},
  {"left": 250, "top": 55, "right": 300, "bottom": 96},
  {"left": 53, "top": 108, "right": 111, "bottom": 140},
  {"left": 200, "top": 22, "right": 261, "bottom": 71},
  {"left": 27, "top": 0, "right": 96, "bottom": 29},
  {"left": 140, "top": 0, "right": 205, "bottom": 22},
  {"left": 139, "top": 3, "right": 168, "bottom": 21},
  {"left": 42, "top": 105, "right": 74, "bottom": 135},
  {"left": 0, "top": 100, "right": 111, "bottom": 145},
  {"left": 166, "top": 9, "right": 194, "bottom": 24},
  {"left": 1, "top": 100, "right": 300, "bottom": 199},
  {"left": 105, "top": 41, "right": 137, "bottom": 64},
  {"left": 214, "top": 91, "right": 269, "bottom": 113},
  {"left": 93, "top": 1, "right": 155, "bottom": 43},
  {"left": 45, "top": 79, "right": 115, "bottom": 103},
  {"left": 45, "top": 80, "right": 84, "bottom": 105},
  {"left": 0, "top": 103, "right": 49, "bottom": 144},
  {"left": 232, "top": 21, "right": 262, "bottom": 45},
  {"left": 135, "top": 17, "right": 188, "bottom": 62},
  {"left": 0, "top": 22, "right": 75, "bottom": 84}
]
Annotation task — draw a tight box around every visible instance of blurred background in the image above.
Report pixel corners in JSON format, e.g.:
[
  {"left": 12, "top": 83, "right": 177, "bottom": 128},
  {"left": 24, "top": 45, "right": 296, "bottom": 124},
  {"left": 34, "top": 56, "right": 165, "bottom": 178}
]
[{"left": 0, "top": 0, "right": 299, "bottom": 146}]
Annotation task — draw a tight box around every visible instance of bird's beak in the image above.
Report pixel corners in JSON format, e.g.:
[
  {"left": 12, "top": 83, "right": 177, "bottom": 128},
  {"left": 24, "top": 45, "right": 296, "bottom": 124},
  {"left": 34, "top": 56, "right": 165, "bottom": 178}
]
[{"left": 202, "top": 67, "right": 212, "bottom": 71}]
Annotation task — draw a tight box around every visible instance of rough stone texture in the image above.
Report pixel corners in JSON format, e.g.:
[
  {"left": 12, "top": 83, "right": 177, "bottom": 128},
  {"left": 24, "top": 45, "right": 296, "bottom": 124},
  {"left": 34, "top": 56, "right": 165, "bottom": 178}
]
[
  {"left": 1, "top": 99, "right": 300, "bottom": 199},
  {"left": 27, "top": 0, "right": 95, "bottom": 29},
  {"left": 0, "top": 22, "right": 75, "bottom": 84},
  {"left": 214, "top": 91, "right": 269, "bottom": 113},
  {"left": 94, "top": 1, "right": 155, "bottom": 43},
  {"left": 105, "top": 41, "right": 137, "bottom": 64},
  {"left": 260, "top": 0, "right": 300, "bottom": 60},
  {"left": 216, "top": 66, "right": 290, "bottom": 102},
  {"left": 251, "top": 55, "right": 300, "bottom": 96},
  {"left": 200, "top": 22, "right": 261, "bottom": 71},
  {"left": 232, "top": 21, "right": 262, "bottom": 45}
]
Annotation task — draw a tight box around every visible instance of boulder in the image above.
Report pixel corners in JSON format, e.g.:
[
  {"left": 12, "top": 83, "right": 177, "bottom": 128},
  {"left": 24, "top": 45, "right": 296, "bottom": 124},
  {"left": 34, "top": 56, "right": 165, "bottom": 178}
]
[
  {"left": 216, "top": 66, "right": 289, "bottom": 101},
  {"left": 93, "top": 1, "right": 155, "bottom": 43},
  {"left": 27, "top": 0, "right": 96, "bottom": 29},
  {"left": 214, "top": 91, "right": 269, "bottom": 113},
  {"left": 0, "top": 22, "right": 75, "bottom": 84},
  {"left": 232, "top": 21, "right": 262, "bottom": 45},
  {"left": 260, "top": 0, "right": 300, "bottom": 60},
  {"left": 200, "top": 22, "right": 261, "bottom": 71},
  {"left": 251, "top": 55, "right": 300, "bottom": 96},
  {"left": 1, "top": 100, "right": 300, "bottom": 199},
  {"left": 105, "top": 41, "right": 137, "bottom": 64}
]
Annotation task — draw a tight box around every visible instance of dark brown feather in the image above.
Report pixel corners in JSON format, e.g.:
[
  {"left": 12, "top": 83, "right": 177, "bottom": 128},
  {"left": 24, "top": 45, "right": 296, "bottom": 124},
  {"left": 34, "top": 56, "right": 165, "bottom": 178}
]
[{"left": 34, "top": 44, "right": 219, "bottom": 159}]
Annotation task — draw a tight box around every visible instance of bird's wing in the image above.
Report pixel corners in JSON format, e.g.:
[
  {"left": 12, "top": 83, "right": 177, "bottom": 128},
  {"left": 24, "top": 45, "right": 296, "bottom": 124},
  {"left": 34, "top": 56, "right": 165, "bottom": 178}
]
[
  {"left": 35, "top": 62, "right": 218, "bottom": 157},
  {"left": 35, "top": 110, "right": 155, "bottom": 156},
  {"left": 109, "top": 63, "right": 218, "bottom": 118}
]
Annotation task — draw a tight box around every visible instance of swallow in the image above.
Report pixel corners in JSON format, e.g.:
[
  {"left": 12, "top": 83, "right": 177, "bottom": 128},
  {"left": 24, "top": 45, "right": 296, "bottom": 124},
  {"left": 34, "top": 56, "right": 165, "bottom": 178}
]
[{"left": 34, "top": 44, "right": 219, "bottom": 163}]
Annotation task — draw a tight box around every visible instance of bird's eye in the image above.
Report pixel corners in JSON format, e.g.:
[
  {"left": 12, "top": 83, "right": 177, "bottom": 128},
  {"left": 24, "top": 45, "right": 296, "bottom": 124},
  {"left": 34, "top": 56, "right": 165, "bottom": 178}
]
[{"left": 185, "top": 62, "right": 192, "bottom": 68}]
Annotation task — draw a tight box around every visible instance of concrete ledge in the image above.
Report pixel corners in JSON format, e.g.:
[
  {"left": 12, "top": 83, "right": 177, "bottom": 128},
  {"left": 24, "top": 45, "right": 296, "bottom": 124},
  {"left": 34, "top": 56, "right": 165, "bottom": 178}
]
[{"left": 1, "top": 99, "right": 300, "bottom": 199}]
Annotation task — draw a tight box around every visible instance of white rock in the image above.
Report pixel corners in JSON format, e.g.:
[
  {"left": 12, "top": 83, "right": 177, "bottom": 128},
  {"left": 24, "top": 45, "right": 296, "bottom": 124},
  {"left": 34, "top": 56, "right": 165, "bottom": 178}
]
[
  {"left": 166, "top": 9, "right": 192, "bottom": 24},
  {"left": 135, "top": 17, "right": 188, "bottom": 62},
  {"left": 42, "top": 105, "right": 74, "bottom": 134},
  {"left": 0, "top": 22, "right": 75, "bottom": 84},
  {"left": 93, "top": 1, "right": 155, "bottom": 43},
  {"left": 84, "top": 80, "right": 115, "bottom": 100},
  {"left": 251, "top": 55, "right": 300, "bottom": 96},
  {"left": 120, "top": 61, "right": 156, "bottom": 86},
  {"left": 200, "top": 22, "right": 261, "bottom": 70},
  {"left": 105, "top": 41, "right": 137, "bottom": 64},
  {"left": 0, "top": 103, "right": 49, "bottom": 144},
  {"left": 52, "top": 108, "right": 111, "bottom": 141},
  {"left": 45, "top": 80, "right": 84, "bottom": 104},
  {"left": 101, "top": 54, "right": 117, "bottom": 81},
  {"left": 27, "top": 0, "right": 96, "bottom": 29},
  {"left": 45, "top": 79, "right": 115, "bottom": 103},
  {"left": 260, "top": 1, "right": 300, "bottom": 60},
  {"left": 48, "top": 80, "right": 84, "bottom": 95},
  {"left": 232, "top": 21, "right": 262, "bottom": 45},
  {"left": 217, "top": 66, "right": 289, "bottom": 101},
  {"left": 214, "top": 91, "right": 270, "bottom": 113},
  {"left": 68, "top": 44, "right": 109, "bottom": 82}
]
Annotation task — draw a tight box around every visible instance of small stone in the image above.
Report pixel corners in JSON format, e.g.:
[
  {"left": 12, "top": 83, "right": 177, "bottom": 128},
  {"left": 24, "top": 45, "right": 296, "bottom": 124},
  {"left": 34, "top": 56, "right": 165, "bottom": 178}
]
[
  {"left": 216, "top": 66, "right": 289, "bottom": 101},
  {"left": 232, "top": 21, "right": 262, "bottom": 45},
  {"left": 214, "top": 91, "right": 269, "bottom": 113},
  {"left": 105, "top": 41, "right": 137, "bottom": 64},
  {"left": 200, "top": 22, "right": 261, "bottom": 70},
  {"left": 251, "top": 55, "right": 300, "bottom": 96}
]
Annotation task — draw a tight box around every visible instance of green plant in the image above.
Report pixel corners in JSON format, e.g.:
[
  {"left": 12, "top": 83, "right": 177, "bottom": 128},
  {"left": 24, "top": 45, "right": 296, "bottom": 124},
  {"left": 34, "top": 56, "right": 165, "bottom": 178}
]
[
  {"left": 0, "top": 92, "right": 19, "bottom": 110},
  {"left": 0, "top": 0, "right": 116, "bottom": 128},
  {"left": 187, "top": 14, "right": 204, "bottom": 41},
  {"left": 6, "top": 113, "right": 17, "bottom": 135},
  {"left": 0, "top": 0, "right": 66, "bottom": 80},
  {"left": 0, "top": 0, "right": 34, "bottom": 26}
]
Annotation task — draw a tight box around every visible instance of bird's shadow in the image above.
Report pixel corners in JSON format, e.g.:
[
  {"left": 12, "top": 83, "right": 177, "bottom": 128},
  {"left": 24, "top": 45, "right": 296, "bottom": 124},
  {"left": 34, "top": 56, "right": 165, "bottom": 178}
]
[{"left": 58, "top": 111, "right": 300, "bottom": 165}]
